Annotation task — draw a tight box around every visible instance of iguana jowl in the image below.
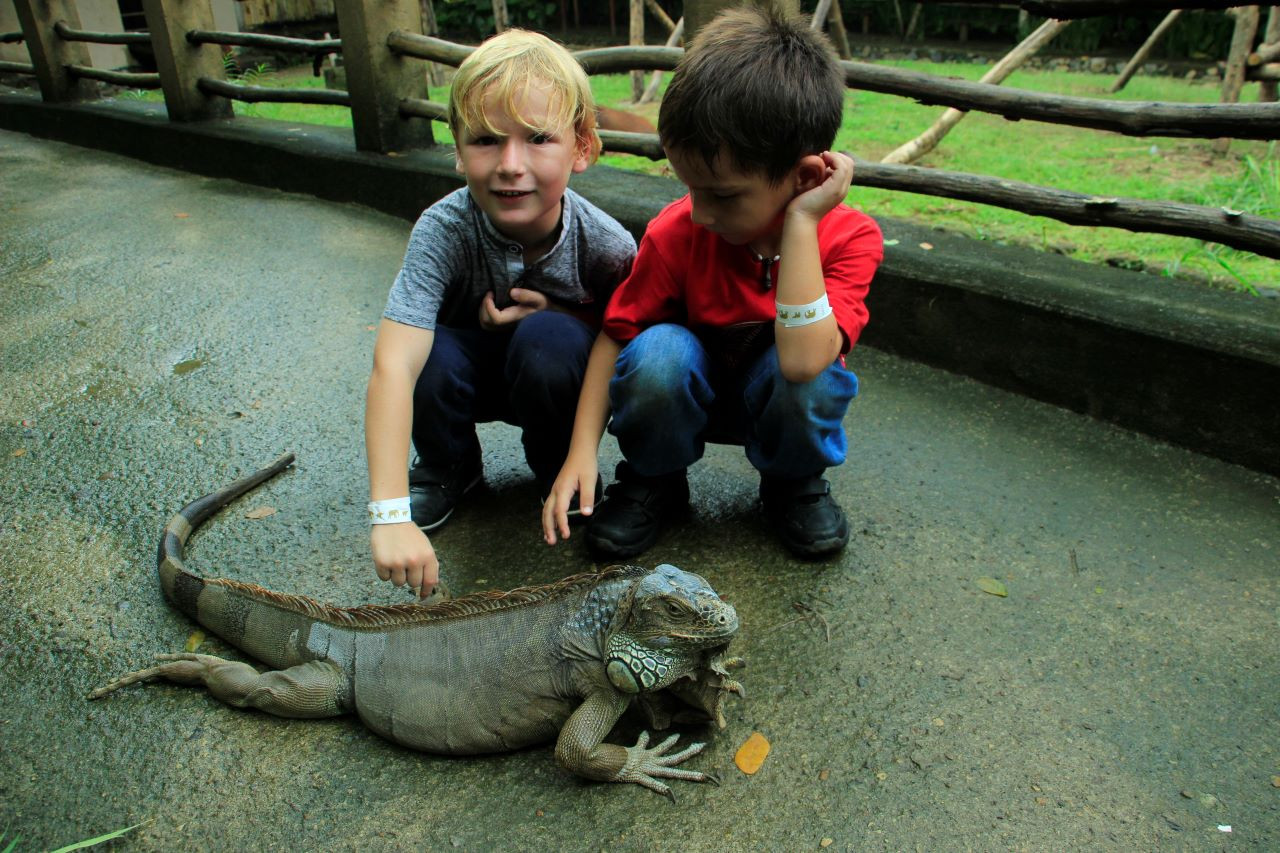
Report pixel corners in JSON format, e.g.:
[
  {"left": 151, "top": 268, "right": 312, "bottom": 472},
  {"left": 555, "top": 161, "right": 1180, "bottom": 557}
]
[{"left": 90, "top": 454, "right": 743, "bottom": 795}]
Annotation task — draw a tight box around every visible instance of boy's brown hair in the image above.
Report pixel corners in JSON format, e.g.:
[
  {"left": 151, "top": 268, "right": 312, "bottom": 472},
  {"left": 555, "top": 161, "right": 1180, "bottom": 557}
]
[
  {"left": 449, "top": 28, "right": 601, "bottom": 161},
  {"left": 658, "top": 3, "right": 844, "bottom": 183}
]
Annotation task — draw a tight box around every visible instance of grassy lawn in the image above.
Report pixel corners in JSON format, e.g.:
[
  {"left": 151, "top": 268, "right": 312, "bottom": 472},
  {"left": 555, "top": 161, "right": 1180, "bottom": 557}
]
[{"left": 118, "top": 60, "right": 1277, "bottom": 293}]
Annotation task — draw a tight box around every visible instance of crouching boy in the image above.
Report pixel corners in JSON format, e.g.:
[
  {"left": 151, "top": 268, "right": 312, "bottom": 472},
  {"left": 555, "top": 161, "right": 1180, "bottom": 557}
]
[
  {"left": 542, "top": 5, "right": 882, "bottom": 559},
  {"left": 367, "top": 29, "right": 636, "bottom": 596}
]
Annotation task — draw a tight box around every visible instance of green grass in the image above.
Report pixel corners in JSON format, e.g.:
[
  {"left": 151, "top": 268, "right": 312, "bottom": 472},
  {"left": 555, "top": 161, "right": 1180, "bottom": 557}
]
[{"left": 113, "top": 60, "right": 1278, "bottom": 292}]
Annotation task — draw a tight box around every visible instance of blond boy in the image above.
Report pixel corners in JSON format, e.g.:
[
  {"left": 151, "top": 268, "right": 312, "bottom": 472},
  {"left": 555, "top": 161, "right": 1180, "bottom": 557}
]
[{"left": 367, "top": 30, "right": 636, "bottom": 596}]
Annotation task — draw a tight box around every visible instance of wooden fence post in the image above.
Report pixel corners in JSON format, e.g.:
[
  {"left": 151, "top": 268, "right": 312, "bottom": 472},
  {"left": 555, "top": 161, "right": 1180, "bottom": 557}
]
[
  {"left": 1215, "top": 4, "right": 1261, "bottom": 153},
  {"left": 1259, "top": 5, "right": 1279, "bottom": 101},
  {"left": 12, "top": 0, "right": 95, "bottom": 102},
  {"left": 630, "top": 0, "right": 644, "bottom": 102},
  {"left": 141, "top": 0, "right": 232, "bottom": 121},
  {"left": 335, "top": 0, "right": 433, "bottom": 153}
]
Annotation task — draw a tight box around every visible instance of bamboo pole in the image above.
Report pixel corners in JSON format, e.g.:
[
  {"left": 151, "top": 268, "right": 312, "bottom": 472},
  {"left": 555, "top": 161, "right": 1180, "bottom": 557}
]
[
  {"left": 491, "top": 0, "right": 509, "bottom": 33},
  {"left": 827, "top": 0, "right": 852, "bottom": 60},
  {"left": 1109, "top": 9, "right": 1180, "bottom": 93},
  {"left": 643, "top": 0, "right": 676, "bottom": 34},
  {"left": 882, "top": 18, "right": 1070, "bottom": 165}
]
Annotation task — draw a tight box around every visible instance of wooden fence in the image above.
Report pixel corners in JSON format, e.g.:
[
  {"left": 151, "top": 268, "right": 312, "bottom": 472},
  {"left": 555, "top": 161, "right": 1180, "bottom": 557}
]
[{"left": 3, "top": 0, "right": 1278, "bottom": 258}]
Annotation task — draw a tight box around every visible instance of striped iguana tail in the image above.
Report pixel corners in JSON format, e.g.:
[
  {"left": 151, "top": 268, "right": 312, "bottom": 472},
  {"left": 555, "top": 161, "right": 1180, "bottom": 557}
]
[{"left": 157, "top": 452, "right": 297, "bottom": 608}]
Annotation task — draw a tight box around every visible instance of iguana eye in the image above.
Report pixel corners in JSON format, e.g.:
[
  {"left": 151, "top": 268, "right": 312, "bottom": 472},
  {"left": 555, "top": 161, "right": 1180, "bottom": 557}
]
[{"left": 665, "top": 602, "right": 683, "bottom": 616}]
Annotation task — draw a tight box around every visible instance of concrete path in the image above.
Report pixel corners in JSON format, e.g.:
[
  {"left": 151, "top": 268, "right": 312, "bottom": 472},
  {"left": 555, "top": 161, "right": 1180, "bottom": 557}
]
[{"left": 1, "top": 130, "right": 1276, "bottom": 851}]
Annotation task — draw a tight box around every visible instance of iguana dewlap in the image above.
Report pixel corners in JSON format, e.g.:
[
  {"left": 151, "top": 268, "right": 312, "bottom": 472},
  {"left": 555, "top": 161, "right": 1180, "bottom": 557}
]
[{"left": 90, "top": 454, "right": 743, "bottom": 795}]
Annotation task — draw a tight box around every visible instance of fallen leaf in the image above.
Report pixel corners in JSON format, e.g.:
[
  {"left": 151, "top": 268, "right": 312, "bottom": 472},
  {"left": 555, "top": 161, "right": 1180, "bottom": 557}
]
[
  {"left": 883, "top": 238, "right": 900, "bottom": 246},
  {"left": 976, "top": 577, "right": 1008, "bottom": 597},
  {"left": 919, "top": 242, "right": 934, "bottom": 250},
  {"left": 820, "top": 840, "right": 833, "bottom": 849},
  {"left": 11, "top": 448, "right": 26, "bottom": 458},
  {"left": 175, "top": 212, "right": 190, "bottom": 219},
  {"left": 1271, "top": 776, "right": 1280, "bottom": 788},
  {"left": 244, "top": 506, "right": 277, "bottom": 520},
  {"left": 818, "top": 768, "right": 830, "bottom": 781},
  {"left": 734, "top": 731, "right": 770, "bottom": 775},
  {"left": 185, "top": 630, "right": 205, "bottom": 652},
  {"left": 366, "top": 325, "right": 376, "bottom": 331}
]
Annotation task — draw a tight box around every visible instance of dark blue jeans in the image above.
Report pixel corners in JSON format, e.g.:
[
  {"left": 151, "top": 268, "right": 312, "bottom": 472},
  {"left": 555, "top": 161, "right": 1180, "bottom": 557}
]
[
  {"left": 607, "top": 323, "right": 858, "bottom": 479},
  {"left": 411, "top": 311, "right": 594, "bottom": 485}
]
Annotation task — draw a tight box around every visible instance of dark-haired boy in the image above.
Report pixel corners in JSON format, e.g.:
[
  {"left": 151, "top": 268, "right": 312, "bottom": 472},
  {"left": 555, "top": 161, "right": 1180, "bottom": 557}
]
[{"left": 542, "top": 4, "right": 882, "bottom": 559}]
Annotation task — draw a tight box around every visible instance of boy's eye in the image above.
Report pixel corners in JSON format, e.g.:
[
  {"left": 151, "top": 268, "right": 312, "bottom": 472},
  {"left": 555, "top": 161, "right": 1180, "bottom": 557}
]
[
  {"left": 471, "top": 135, "right": 499, "bottom": 146},
  {"left": 530, "top": 133, "right": 552, "bottom": 145}
]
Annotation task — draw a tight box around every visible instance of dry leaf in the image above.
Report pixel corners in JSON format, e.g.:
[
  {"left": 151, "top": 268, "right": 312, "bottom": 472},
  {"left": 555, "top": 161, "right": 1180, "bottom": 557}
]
[
  {"left": 919, "top": 242, "right": 934, "bottom": 250},
  {"left": 818, "top": 768, "right": 830, "bottom": 781},
  {"left": 820, "top": 840, "right": 834, "bottom": 849},
  {"left": 734, "top": 731, "right": 770, "bottom": 775},
  {"left": 175, "top": 213, "right": 190, "bottom": 219},
  {"left": 1272, "top": 776, "right": 1280, "bottom": 788},
  {"left": 11, "top": 448, "right": 26, "bottom": 458},
  {"left": 185, "top": 630, "right": 205, "bottom": 652},
  {"left": 244, "top": 506, "right": 277, "bottom": 520},
  {"left": 976, "top": 577, "right": 1008, "bottom": 597}
]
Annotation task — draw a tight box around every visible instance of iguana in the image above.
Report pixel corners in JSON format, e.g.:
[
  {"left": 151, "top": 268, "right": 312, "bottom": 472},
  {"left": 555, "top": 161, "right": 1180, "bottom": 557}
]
[{"left": 90, "top": 453, "right": 743, "bottom": 796}]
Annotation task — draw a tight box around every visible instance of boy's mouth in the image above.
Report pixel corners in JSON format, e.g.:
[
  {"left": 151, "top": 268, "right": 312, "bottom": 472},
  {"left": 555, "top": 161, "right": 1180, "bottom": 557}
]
[{"left": 492, "top": 189, "right": 533, "bottom": 199}]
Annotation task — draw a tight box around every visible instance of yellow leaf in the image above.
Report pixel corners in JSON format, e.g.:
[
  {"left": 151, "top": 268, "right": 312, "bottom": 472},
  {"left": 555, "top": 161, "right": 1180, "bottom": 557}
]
[
  {"left": 919, "top": 242, "right": 934, "bottom": 250},
  {"left": 976, "top": 577, "right": 1008, "bottom": 597},
  {"left": 185, "top": 630, "right": 205, "bottom": 652},
  {"left": 174, "top": 212, "right": 190, "bottom": 219},
  {"left": 734, "top": 731, "right": 770, "bottom": 775},
  {"left": 244, "top": 506, "right": 277, "bottom": 520},
  {"left": 11, "top": 448, "right": 25, "bottom": 458}
]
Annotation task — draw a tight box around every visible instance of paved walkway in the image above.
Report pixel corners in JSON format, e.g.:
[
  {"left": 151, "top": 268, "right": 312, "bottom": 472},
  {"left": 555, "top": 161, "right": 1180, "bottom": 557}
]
[{"left": 1, "top": 130, "right": 1276, "bottom": 851}]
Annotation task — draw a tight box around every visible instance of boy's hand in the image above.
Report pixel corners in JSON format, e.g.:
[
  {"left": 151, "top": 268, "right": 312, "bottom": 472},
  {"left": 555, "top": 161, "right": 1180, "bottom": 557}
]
[
  {"left": 786, "top": 151, "right": 854, "bottom": 224},
  {"left": 371, "top": 523, "right": 439, "bottom": 598},
  {"left": 541, "top": 459, "right": 599, "bottom": 545},
  {"left": 479, "top": 287, "right": 549, "bottom": 331}
]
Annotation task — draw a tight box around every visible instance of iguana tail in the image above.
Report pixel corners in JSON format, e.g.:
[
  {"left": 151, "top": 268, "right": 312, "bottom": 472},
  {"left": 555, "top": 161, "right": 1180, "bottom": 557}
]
[
  {"left": 157, "top": 452, "right": 297, "bottom": 606},
  {"left": 157, "top": 453, "right": 333, "bottom": 668}
]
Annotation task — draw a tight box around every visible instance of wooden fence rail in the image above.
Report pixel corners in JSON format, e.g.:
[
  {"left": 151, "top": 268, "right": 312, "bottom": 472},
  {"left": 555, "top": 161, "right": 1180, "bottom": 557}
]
[{"left": 2, "top": 0, "right": 1276, "bottom": 258}]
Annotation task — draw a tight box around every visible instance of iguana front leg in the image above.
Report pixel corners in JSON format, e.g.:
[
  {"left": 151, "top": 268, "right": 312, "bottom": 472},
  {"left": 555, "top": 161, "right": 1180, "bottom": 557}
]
[
  {"left": 89, "top": 653, "right": 349, "bottom": 719},
  {"left": 555, "top": 689, "right": 715, "bottom": 797}
]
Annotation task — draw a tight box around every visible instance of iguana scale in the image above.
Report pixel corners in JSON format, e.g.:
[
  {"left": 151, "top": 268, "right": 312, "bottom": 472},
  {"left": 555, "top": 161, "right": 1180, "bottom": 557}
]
[{"left": 90, "top": 453, "right": 743, "bottom": 795}]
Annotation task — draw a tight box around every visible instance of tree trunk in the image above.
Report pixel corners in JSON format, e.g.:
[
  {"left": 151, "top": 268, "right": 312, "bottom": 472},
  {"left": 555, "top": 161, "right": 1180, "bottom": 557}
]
[
  {"left": 1109, "top": 9, "right": 1180, "bottom": 93},
  {"left": 1259, "top": 6, "right": 1280, "bottom": 101},
  {"left": 1214, "top": 5, "right": 1261, "bottom": 153},
  {"left": 491, "top": 0, "right": 509, "bottom": 33},
  {"left": 639, "top": 16, "right": 683, "bottom": 105},
  {"left": 827, "top": 0, "right": 852, "bottom": 59},
  {"left": 882, "top": 18, "right": 1070, "bottom": 165},
  {"left": 630, "top": 0, "right": 644, "bottom": 102}
]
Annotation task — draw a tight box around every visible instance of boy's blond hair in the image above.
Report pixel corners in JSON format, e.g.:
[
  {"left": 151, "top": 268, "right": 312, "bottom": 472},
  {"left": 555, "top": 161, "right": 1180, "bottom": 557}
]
[{"left": 449, "top": 29, "right": 601, "bottom": 162}]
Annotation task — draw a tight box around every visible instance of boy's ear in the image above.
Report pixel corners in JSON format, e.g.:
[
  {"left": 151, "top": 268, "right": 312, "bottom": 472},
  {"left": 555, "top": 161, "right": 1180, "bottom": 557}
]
[
  {"left": 454, "top": 149, "right": 464, "bottom": 174},
  {"left": 571, "top": 132, "right": 595, "bottom": 174},
  {"left": 793, "top": 154, "right": 828, "bottom": 194}
]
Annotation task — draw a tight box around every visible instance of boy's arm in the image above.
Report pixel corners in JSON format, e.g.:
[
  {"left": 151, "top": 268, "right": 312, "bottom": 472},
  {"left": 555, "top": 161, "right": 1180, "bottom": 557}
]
[
  {"left": 541, "top": 332, "right": 622, "bottom": 545},
  {"left": 366, "top": 318, "right": 438, "bottom": 597},
  {"left": 774, "top": 151, "right": 855, "bottom": 382}
]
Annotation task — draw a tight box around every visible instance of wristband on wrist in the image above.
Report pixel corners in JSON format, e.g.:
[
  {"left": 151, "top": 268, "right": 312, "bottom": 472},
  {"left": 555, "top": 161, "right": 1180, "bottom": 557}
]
[
  {"left": 775, "top": 293, "right": 832, "bottom": 327},
  {"left": 368, "top": 497, "right": 412, "bottom": 525}
]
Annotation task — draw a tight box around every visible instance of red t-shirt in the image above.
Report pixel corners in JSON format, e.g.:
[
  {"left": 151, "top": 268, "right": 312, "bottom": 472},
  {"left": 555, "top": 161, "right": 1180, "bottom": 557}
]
[{"left": 603, "top": 195, "right": 883, "bottom": 353}]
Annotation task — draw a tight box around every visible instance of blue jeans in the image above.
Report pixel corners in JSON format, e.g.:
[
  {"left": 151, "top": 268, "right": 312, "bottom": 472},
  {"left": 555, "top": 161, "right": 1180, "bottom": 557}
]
[
  {"left": 411, "top": 311, "right": 594, "bottom": 484},
  {"left": 607, "top": 323, "right": 858, "bottom": 479}
]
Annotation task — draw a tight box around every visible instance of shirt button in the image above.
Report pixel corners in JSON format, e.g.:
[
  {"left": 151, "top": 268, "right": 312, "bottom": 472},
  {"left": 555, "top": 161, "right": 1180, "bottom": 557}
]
[{"left": 508, "top": 245, "right": 520, "bottom": 254}]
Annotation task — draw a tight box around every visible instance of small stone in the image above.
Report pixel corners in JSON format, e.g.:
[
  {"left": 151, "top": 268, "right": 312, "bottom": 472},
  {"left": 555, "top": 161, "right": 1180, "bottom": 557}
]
[
  {"left": 819, "top": 769, "right": 830, "bottom": 781},
  {"left": 820, "top": 839, "right": 834, "bottom": 849}
]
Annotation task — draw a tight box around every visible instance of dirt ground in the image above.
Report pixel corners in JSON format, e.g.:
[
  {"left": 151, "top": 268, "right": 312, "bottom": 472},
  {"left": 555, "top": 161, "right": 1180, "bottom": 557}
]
[{"left": 1, "top": 130, "right": 1277, "bottom": 851}]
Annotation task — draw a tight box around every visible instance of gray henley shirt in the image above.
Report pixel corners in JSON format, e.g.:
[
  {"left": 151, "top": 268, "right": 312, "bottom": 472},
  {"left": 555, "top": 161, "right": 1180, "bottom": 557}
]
[{"left": 384, "top": 187, "right": 636, "bottom": 331}]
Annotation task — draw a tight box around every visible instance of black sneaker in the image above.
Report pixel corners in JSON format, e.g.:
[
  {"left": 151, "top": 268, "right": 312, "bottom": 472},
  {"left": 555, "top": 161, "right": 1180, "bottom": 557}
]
[
  {"left": 408, "top": 450, "right": 483, "bottom": 531},
  {"left": 759, "top": 474, "right": 849, "bottom": 557},
  {"left": 585, "top": 463, "right": 689, "bottom": 559}
]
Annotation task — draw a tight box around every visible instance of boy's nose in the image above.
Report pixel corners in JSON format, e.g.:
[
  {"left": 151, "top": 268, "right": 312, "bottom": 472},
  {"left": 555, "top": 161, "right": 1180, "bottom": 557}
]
[{"left": 497, "top": 140, "right": 526, "bottom": 175}]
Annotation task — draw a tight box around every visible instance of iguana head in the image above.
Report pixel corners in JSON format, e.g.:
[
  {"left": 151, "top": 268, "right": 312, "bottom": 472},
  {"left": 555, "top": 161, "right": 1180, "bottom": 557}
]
[{"left": 605, "top": 564, "right": 738, "bottom": 694}]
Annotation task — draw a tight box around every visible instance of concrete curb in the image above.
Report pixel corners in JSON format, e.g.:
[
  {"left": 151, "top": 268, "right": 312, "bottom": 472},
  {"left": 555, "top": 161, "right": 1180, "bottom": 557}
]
[{"left": 3, "top": 92, "right": 1276, "bottom": 475}]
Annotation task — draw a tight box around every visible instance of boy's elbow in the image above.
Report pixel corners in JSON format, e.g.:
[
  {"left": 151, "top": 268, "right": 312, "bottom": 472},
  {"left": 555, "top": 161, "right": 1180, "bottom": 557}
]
[{"left": 779, "top": 361, "right": 825, "bottom": 384}]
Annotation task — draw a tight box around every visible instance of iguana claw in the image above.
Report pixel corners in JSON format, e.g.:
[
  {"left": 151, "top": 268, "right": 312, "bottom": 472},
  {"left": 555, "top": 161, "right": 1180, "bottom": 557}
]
[{"left": 614, "top": 731, "right": 713, "bottom": 797}]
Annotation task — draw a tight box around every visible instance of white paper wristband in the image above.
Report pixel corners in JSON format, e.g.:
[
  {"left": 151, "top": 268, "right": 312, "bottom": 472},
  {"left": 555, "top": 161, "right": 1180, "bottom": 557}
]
[
  {"left": 776, "top": 293, "right": 833, "bottom": 327},
  {"left": 368, "top": 497, "right": 412, "bottom": 525}
]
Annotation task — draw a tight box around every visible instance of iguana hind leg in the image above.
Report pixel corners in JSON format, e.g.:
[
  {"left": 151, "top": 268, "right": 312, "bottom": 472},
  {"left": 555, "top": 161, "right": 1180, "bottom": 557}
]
[{"left": 89, "top": 653, "right": 349, "bottom": 719}]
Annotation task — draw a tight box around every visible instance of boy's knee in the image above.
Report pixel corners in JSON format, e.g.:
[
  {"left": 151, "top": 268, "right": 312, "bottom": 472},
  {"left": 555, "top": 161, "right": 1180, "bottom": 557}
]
[{"left": 616, "top": 324, "right": 704, "bottom": 388}]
